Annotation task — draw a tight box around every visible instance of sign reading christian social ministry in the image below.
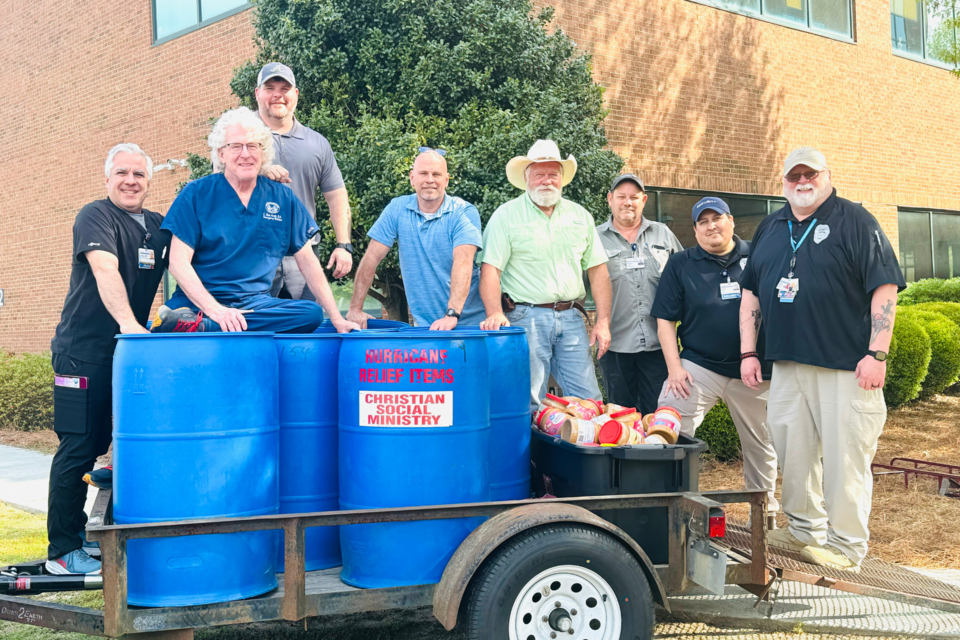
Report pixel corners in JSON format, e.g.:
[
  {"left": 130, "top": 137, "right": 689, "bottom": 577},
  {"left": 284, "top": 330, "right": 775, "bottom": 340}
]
[{"left": 358, "top": 346, "right": 456, "bottom": 427}]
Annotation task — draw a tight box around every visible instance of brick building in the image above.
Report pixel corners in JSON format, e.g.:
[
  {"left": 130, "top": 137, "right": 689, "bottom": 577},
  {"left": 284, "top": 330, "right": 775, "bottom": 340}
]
[{"left": 1, "top": 0, "right": 958, "bottom": 353}]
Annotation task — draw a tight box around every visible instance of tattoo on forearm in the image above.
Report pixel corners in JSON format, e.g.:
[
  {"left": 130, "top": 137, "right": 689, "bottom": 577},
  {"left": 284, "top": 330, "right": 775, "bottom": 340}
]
[
  {"left": 752, "top": 309, "right": 762, "bottom": 332},
  {"left": 871, "top": 300, "right": 894, "bottom": 344}
]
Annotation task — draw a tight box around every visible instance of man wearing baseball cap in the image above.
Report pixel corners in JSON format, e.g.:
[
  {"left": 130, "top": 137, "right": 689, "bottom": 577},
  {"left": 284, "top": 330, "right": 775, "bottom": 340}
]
[
  {"left": 650, "top": 196, "right": 778, "bottom": 523},
  {"left": 255, "top": 62, "right": 355, "bottom": 298},
  {"left": 480, "top": 140, "right": 612, "bottom": 412},
  {"left": 595, "top": 173, "right": 682, "bottom": 415},
  {"left": 740, "top": 147, "right": 905, "bottom": 572}
]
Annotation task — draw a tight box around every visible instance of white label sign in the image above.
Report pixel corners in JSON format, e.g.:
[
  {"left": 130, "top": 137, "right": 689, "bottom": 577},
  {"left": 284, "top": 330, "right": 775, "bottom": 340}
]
[{"left": 359, "top": 391, "right": 453, "bottom": 427}]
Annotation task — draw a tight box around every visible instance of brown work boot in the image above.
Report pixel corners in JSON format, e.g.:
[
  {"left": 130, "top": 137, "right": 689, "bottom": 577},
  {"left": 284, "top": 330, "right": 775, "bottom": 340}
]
[
  {"left": 801, "top": 544, "right": 861, "bottom": 573},
  {"left": 766, "top": 528, "right": 819, "bottom": 552}
]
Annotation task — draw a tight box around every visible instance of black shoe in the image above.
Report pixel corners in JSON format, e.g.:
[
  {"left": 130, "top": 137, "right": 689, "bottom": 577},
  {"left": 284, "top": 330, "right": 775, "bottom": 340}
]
[{"left": 150, "top": 307, "right": 214, "bottom": 333}]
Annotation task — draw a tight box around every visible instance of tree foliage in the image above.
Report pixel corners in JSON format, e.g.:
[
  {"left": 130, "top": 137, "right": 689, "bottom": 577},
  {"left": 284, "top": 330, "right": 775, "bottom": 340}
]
[
  {"left": 228, "top": 0, "right": 623, "bottom": 317},
  {"left": 925, "top": 0, "right": 960, "bottom": 75}
]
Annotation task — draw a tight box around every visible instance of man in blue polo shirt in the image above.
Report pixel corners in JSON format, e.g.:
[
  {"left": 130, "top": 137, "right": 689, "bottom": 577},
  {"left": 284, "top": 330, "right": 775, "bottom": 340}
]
[
  {"left": 346, "top": 149, "right": 484, "bottom": 328},
  {"left": 740, "top": 147, "right": 905, "bottom": 572},
  {"left": 154, "top": 107, "right": 357, "bottom": 334},
  {"left": 651, "top": 197, "right": 778, "bottom": 524}
]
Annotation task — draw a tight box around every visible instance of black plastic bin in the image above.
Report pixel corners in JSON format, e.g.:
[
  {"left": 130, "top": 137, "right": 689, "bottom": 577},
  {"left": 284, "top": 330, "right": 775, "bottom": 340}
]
[{"left": 530, "top": 428, "right": 708, "bottom": 564}]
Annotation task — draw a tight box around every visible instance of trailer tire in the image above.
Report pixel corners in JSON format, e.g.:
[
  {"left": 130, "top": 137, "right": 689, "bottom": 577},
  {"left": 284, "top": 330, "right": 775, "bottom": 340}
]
[{"left": 462, "top": 523, "right": 654, "bottom": 640}]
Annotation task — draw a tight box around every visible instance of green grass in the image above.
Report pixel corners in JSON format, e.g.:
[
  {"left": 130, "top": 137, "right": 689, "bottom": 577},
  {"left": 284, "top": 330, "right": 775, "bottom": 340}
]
[{"left": 0, "top": 502, "right": 47, "bottom": 565}]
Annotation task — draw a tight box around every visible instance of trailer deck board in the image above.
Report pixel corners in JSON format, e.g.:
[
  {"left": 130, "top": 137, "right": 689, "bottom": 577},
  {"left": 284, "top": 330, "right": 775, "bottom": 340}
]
[{"left": 724, "top": 521, "right": 960, "bottom": 615}]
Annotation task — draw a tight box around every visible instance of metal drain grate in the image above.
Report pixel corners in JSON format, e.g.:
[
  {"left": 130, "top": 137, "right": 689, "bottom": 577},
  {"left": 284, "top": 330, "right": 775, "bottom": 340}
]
[{"left": 724, "top": 521, "right": 960, "bottom": 615}]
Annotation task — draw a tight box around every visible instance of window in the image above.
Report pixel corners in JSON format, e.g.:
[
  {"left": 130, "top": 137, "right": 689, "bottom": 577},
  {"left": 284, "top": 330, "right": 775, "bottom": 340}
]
[
  {"left": 690, "top": 0, "right": 853, "bottom": 40},
  {"left": 153, "top": 0, "right": 250, "bottom": 44},
  {"left": 891, "top": 0, "right": 960, "bottom": 67},
  {"left": 897, "top": 208, "right": 960, "bottom": 283}
]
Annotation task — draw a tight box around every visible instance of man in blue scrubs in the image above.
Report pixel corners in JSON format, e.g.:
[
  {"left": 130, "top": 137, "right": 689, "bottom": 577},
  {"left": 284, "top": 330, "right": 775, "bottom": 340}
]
[
  {"left": 346, "top": 148, "right": 485, "bottom": 329},
  {"left": 154, "top": 107, "right": 357, "bottom": 334}
]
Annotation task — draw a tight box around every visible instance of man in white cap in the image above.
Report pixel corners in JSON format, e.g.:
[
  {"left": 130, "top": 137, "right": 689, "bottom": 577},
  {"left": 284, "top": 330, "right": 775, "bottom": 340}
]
[
  {"left": 480, "top": 140, "right": 612, "bottom": 412},
  {"left": 740, "top": 147, "right": 905, "bottom": 572},
  {"left": 255, "top": 62, "right": 355, "bottom": 297}
]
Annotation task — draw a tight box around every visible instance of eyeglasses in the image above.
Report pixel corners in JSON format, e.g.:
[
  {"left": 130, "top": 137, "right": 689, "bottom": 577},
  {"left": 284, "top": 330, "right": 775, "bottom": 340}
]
[
  {"left": 418, "top": 146, "right": 447, "bottom": 157},
  {"left": 785, "top": 170, "right": 821, "bottom": 183},
  {"left": 224, "top": 143, "right": 263, "bottom": 154}
]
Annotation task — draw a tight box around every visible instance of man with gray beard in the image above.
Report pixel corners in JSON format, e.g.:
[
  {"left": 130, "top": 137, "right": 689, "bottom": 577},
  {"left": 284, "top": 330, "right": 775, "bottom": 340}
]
[
  {"left": 480, "top": 140, "right": 613, "bottom": 412},
  {"left": 739, "top": 147, "right": 905, "bottom": 572}
]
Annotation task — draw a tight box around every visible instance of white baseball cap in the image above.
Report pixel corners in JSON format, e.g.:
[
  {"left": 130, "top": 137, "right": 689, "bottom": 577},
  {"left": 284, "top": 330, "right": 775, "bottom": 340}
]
[{"left": 783, "top": 147, "right": 827, "bottom": 177}]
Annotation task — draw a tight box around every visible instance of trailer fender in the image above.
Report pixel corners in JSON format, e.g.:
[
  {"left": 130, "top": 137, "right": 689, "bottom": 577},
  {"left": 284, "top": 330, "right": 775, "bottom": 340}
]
[{"left": 432, "top": 502, "right": 670, "bottom": 631}]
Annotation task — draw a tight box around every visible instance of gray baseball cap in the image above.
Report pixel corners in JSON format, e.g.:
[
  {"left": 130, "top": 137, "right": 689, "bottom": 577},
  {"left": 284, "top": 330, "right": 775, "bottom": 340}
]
[
  {"left": 257, "top": 62, "right": 296, "bottom": 88},
  {"left": 609, "top": 173, "right": 645, "bottom": 192}
]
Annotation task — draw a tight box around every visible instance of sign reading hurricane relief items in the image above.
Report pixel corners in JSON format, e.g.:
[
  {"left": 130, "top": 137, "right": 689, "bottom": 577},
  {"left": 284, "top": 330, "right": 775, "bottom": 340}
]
[{"left": 359, "top": 391, "right": 454, "bottom": 427}]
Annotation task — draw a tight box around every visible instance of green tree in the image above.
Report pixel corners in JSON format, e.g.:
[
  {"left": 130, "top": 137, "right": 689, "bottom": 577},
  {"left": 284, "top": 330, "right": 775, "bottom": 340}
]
[
  {"left": 926, "top": 0, "right": 960, "bottom": 75},
  {"left": 222, "top": 0, "right": 622, "bottom": 319}
]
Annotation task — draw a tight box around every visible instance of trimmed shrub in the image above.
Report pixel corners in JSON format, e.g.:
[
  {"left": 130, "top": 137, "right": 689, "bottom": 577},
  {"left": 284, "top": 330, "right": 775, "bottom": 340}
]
[
  {"left": 697, "top": 402, "right": 741, "bottom": 462},
  {"left": 0, "top": 353, "right": 54, "bottom": 431},
  {"left": 883, "top": 312, "right": 932, "bottom": 407},
  {"left": 913, "top": 301, "right": 960, "bottom": 328},
  {"left": 899, "top": 309, "right": 960, "bottom": 399},
  {"left": 898, "top": 278, "right": 960, "bottom": 306}
]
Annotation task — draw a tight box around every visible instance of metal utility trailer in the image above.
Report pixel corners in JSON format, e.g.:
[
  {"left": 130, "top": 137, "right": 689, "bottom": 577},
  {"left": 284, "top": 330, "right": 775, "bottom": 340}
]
[{"left": 0, "top": 488, "right": 771, "bottom": 639}]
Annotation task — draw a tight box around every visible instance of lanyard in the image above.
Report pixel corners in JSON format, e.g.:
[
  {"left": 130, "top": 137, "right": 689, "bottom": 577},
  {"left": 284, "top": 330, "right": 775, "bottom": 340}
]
[{"left": 786, "top": 218, "right": 816, "bottom": 278}]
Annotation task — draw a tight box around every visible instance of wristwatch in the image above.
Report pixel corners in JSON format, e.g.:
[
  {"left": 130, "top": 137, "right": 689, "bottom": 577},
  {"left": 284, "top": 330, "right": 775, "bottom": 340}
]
[
  {"left": 445, "top": 308, "right": 461, "bottom": 319},
  {"left": 336, "top": 243, "right": 354, "bottom": 254},
  {"left": 867, "top": 350, "right": 887, "bottom": 362}
]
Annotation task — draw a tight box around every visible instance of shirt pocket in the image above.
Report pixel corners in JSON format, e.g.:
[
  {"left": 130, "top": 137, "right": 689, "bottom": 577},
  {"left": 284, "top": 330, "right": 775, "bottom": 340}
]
[
  {"left": 648, "top": 246, "right": 670, "bottom": 275},
  {"left": 605, "top": 248, "right": 626, "bottom": 281},
  {"left": 258, "top": 217, "right": 291, "bottom": 259}
]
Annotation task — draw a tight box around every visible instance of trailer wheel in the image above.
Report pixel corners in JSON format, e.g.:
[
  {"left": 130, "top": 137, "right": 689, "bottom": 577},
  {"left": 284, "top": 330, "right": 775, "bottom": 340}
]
[{"left": 462, "top": 523, "right": 654, "bottom": 640}]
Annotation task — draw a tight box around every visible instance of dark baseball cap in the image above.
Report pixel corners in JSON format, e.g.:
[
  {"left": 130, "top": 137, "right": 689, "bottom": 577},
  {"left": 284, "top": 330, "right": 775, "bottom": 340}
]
[
  {"left": 609, "top": 173, "right": 645, "bottom": 192},
  {"left": 257, "top": 62, "right": 296, "bottom": 88},
  {"left": 692, "top": 197, "right": 731, "bottom": 223}
]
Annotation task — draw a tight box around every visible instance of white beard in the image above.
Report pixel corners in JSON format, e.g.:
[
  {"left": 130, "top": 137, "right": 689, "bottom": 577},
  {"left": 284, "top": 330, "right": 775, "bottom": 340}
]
[
  {"left": 528, "top": 185, "right": 562, "bottom": 208},
  {"left": 786, "top": 183, "right": 828, "bottom": 209}
]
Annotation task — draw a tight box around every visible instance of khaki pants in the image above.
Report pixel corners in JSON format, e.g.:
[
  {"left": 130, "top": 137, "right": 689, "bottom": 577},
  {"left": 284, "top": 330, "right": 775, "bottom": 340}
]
[
  {"left": 657, "top": 359, "right": 780, "bottom": 513},
  {"left": 767, "top": 361, "right": 886, "bottom": 564}
]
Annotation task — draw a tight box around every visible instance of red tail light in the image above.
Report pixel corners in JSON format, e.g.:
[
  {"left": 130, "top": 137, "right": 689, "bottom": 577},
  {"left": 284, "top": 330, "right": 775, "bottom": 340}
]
[{"left": 708, "top": 508, "right": 726, "bottom": 538}]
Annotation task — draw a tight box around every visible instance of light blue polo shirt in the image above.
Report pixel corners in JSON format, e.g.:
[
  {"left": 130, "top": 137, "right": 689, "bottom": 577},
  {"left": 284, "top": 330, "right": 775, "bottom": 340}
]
[
  {"left": 162, "top": 173, "right": 319, "bottom": 304},
  {"left": 368, "top": 194, "right": 485, "bottom": 327}
]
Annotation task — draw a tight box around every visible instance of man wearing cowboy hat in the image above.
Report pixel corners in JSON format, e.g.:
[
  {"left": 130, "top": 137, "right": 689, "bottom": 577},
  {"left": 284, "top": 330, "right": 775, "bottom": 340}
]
[{"left": 480, "top": 139, "right": 612, "bottom": 412}]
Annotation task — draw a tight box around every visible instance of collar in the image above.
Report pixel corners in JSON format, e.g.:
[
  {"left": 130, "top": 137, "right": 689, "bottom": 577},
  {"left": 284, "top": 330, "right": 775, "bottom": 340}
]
[
  {"left": 775, "top": 188, "right": 838, "bottom": 223},
  {"left": 404, "top": 193, "right": 451, "bottom": 218},
  {"left": 523, "top": 193, "right": 567, "bottom": 218},
  {"left": 599, "top": 216, "right": 649, "bottom": 241},
  {"left": 690, "top": 234, "right": 747, "bottom": 261},
  {"left": 257, "top": 113, "right": 305, "bottom": 139}
]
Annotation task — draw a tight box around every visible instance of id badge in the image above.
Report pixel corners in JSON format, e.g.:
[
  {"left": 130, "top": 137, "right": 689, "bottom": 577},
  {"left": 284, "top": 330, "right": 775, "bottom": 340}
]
[
  {"left": 624, "top": 256, "right": 644, "bottom": 270},
  {"left": 138, "top": 248, "right": 155, "bottom": 269},
  {"left": 720, "top": 282, "right": 741, "bottom": 300},
  {"left": 777, "top": 278, "right": 799, "bottom": 303},
  {"left": 55, "top": 375, "right": 88, "bottom": 390}
]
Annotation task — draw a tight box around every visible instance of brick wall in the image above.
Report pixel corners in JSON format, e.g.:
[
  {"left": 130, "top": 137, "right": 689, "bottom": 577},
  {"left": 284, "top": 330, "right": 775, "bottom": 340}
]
[{"left": 1, "top": 0, "right": 957, "bottom": 353}]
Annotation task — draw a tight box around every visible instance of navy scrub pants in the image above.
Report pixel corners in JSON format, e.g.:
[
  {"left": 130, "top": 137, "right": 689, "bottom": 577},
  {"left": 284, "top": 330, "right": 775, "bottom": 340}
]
[
  {"left": 165, "top": 293, "right": 324, "bottom": 333},
  {"left": 48, "top": 354, "right": 113, "bottom": 560}
]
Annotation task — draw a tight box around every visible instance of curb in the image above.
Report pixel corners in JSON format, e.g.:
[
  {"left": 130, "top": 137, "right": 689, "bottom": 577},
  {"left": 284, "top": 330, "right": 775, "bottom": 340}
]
[{"left": 0, "top": 499, "right": 46, "bottom": 516}]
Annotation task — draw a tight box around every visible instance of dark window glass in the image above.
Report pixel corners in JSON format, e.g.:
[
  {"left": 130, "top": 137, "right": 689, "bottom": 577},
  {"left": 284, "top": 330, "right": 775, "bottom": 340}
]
[
  {"left": 765, "top": 0, "right": 807, "bottom": 26},
  {"left": 933, "top": 213, "right": 960, "bottom": 279},
  {"left": 659, "top": 193, "right": 702, "bottom": 249},
  {"left": 898, "top": 210, "right": 933, "bottom": 283},
  {"left": 891, "top": 0, "right": 925, "bottom": 56},
  {"left": 725, "top": 197, "right": 769, "bottom": 241}
]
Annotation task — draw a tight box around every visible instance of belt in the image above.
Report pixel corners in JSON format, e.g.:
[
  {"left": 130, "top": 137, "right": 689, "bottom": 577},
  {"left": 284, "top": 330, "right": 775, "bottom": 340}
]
[{"left": 518, "top": 300, "right": 589, "bottom": 317}]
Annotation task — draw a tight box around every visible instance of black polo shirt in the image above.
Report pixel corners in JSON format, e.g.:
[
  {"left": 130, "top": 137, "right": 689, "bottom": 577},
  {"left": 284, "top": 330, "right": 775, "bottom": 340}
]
[
  {"left": 740, "top": 190, "right": 906, "bottom": 372},
  {"left": 51, "top": 199, "right": 171, "bottom": 365},
  {"left": 651, "top": 236, "right": 771, "bottom": 380}
]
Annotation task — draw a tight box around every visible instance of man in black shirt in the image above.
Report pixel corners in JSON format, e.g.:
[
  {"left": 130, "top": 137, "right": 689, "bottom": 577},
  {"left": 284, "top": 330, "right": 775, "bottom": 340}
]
[
  {"left": 740, "top": 147, "right": 905, "bottom": 572},
  {"left": 651, "top": 197, "right": 778, "bottom": 522},
  {"left": 47, "top": 144, "right": 171, "bottom": 575}
]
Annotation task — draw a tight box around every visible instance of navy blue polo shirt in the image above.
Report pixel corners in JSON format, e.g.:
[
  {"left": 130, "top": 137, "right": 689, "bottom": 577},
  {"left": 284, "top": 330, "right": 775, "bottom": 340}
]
[
  {"left": 651, "top": 236, "right": 771, "bottom": 380},
  {"left": 162, "top": 173, "right": 319, "bottom": 304},
  {"left": 740, "top": 190, "right": 906, "bottom": 372}
]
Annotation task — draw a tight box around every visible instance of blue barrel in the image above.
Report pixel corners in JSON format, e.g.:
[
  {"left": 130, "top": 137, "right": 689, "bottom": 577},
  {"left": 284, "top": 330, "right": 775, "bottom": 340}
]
[
  {"left": 337, "top": 331, "right": 490, "bottom": 588},
  {"left": 320, "top": 318, "right": 409, "bottom": 330},
  {"left": 275, "top": 332, "right": 343, "bottom": 572},
  {"left": 113, "top": 333, "right": 279, "bottom": 607},
  {"left": 401, "top": 326, "right": 531, "bottom": 501}
]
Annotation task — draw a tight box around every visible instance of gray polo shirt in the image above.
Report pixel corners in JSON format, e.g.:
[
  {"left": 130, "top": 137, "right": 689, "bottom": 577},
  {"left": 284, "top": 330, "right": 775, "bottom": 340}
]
[
  {"left": 597, "top": 217, "right": 683, "bottom": 354},
  {"left": 265, "top": 118, "right": 345, "bottom": 221}
]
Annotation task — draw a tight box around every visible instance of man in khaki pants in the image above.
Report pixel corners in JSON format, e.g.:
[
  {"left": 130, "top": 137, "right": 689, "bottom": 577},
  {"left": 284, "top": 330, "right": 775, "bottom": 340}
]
[
  {"left": 651, "top": 197, "right": 779, "bottom": 523},
  {"left": 739, "top": 148, "right": 905, "bottom": 572}
]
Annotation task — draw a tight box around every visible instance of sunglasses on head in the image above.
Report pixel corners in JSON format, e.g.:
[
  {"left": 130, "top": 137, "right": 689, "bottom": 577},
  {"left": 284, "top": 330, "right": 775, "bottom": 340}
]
[
  {"left": 785, "top": 169, "right": 822, "bottom": 183},
  {"left": 418, "top": 146, "right": 447, "bottom": 157}
]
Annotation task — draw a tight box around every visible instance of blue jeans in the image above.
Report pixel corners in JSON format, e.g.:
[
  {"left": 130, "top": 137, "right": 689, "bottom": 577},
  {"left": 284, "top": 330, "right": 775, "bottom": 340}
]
[
  {"left": 165, "top": 293, "right": 323, "bottom": 334},
  {"left": 505, "top": 305, "right": 602, "bottom": 413}
]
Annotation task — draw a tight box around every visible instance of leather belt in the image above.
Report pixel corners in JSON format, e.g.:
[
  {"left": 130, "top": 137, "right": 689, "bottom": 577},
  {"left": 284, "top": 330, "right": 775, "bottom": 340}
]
[{"left": 518, "top": 300, "right": 589, "bottom": 318}]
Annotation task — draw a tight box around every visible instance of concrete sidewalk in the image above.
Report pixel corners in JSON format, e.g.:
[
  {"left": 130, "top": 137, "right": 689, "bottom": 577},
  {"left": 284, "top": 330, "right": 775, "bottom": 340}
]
[{"left": 0, "top": 443, "right": 98, "bottom": 515}]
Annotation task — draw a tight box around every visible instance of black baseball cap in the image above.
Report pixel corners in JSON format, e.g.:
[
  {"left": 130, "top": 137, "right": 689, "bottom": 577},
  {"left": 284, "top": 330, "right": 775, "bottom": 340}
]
[{"left": 609, "top": 173, "right": 645, "bottom": 192}]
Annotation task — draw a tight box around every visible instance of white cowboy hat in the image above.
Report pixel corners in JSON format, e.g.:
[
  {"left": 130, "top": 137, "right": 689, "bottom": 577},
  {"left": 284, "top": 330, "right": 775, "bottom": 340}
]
[{"left": 505, "top": 139, "right": 578, "bottom": 190}]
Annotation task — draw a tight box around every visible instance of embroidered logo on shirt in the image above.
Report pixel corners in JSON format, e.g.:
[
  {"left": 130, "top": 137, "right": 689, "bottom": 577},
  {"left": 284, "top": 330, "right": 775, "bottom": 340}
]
[
  {"left": 740, "top": 257, "right": 748, "bottom": 270},
  {"left": 572, "top": 219, "right": 585, "bottom": 225},
  {"left": 264, "top": 202, "right": 282, "bottom": 222},
  {"left": 814, "top": 224, "right": 830, "bottom": 244},
  {"left": 87, "top": 242, "right": 100, "bottom": 247}
]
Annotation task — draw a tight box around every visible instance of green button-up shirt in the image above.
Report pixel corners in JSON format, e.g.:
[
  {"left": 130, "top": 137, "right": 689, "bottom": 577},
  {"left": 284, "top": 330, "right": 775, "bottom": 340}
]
[
  {"left": 597, "top": 217, "right": 683, "bottom": 353},
  {"left": 482, "top": 194, "right": 607, "bottom": 304}
]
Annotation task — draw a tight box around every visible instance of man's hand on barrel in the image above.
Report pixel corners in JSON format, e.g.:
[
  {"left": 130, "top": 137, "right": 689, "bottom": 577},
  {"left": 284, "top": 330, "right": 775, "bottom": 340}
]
[{"left": 480, "top": 312, "right": 509, "bottom": 330}]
